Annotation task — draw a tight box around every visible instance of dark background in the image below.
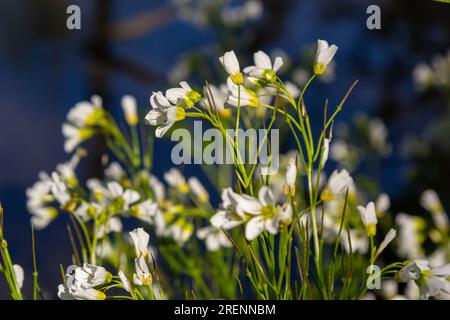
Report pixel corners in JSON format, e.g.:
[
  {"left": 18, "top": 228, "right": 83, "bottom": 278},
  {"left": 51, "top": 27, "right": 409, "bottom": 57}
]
[{"left": 0, "top": 0, "right": 449, "bottom": 298}]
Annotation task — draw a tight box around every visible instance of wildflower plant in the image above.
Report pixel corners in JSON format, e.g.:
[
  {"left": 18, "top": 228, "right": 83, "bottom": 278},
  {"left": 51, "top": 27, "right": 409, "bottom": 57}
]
[{"left": 1, "top": 40, "right": 448, "bottom": 301}]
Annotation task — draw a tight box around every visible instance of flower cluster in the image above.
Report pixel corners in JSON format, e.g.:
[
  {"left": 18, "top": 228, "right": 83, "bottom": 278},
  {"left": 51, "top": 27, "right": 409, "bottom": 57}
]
[{"left": 7, "top": 40, "right": 447, "bottom": 301}]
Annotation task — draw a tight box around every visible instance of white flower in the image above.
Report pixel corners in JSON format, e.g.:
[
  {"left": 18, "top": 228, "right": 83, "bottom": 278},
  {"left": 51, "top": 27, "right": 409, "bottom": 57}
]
[
  {"left": 219, "top": 50, "right": 243, "bottom": 85},
  {"left": 413, "top": 63, "right": 434, "bottom": 89},
  {"left": 50, "top": 172, "right": 71, "bottom": 207},
  {"left": 382, "top": 280, "right": 407, "bottom": 300},
  {"left": 13, "top": 264, "right": 24, "bottom": 289},
  {"left": 118, "top": 270, "right": 132, "bottom": 293},
  {"left": 196, "top": 226, "right": 232, "bottom": 251},
  {"left": 58, "top": 263, "right": 110, "bottom": 300},
  {"left": 314, "top": 39, "right": 338, "bottom": 75},
  {"left": 221, "top": 0, "right": 263, "bottom": 26},
  {"left": 210, "top": 188, "right": 248, "bottom": 230},
  {"left": 243, "top": 50, "right": 284, "bottom": 83},
  {"left": 321, "top": 169, "right": 353, "bottom": 201},
  {"left": 341, "top": 229, "right": 368, "bottom": 254},
  {"left": 58, "top": 284, "right": 106, "bottom": 300},
  {"left": 62, "top": 123, "right": 95, "bottom": 153},
  {"left": 166, "top": 81, "right": 201, "bottom": 108},
  {"left": 227, "top": 78, "right": 260, "bottom": 108},
  {"left": 104, "top": 162, "right": 126, "bottom": 181},
  {"left": 357, "top": 202, "right": 378, "bottom": 236},
  {"left": 420, "top": 189, "right": 448, "bottom": 232},
  {"left": 129, "top": 228, "right": 150, "bottom": 260},
  {"left": 105, "top": 182, "right": 140, "bottom": 211},
  {"left": 245, "top": 204, "right": 292, "bottom": 241},
  {"left": 30, "top": 207, "right": 58, "bottom": 229},
  {"left": 285, "top": 81, "right": 300, "bottom": 99},
  {"left": 164, "top": 168, "right": 189, "bottom": 193},
  {"left": 96, "top": 217, "right": 122, "bottom": 239},
  {"left": 130, "top": 200, "right": 159, "bottom": 224},
  {"left": 69, "top": 263, "right": 111, "bottom": 289},
  {"left": 188, "top": 177, "right": 209, "bottom": 203},
  {"left": 27, "top": 172, "right": 59, "bottom": 229},
  {"left": 321, "top": 138, "right": 330, "bottom": 168},
  {"left": 26, "top": 172, "right": 53, "bottom": 209},
  {"left": 283, "top": 157, "right": 297, "bottom": 197},
  {"left": 149, "top": 175, "right": 166, "bottom": 203},
  {"left": 66, "top": 95, "right": 103, "bottom": 127},
  {"left": 368, "top": 118, "right": 392, "bottom": 156},
  {"left": 121, "top": 95, "right": 138, "bottom": 126},
  {"left": 399, "top": 260, "right": 450, "bottom": 300},
  {"left": 133, "top": 256, "right": 152, "bottom": 287},
  {"left": 203, "top": 84, "right": 231, "bottom": 118},
  {"left": 375, "top": 228, "right": 396, "bottom": 257},
  {"left": 145, "top": 91, "right": 185, "bottom": 138},
  {"left": 396, "top": 213, "right": 425, "bottom": 259},
  {"left": 55, "top": 154, "right": 81, "bottom": 187},
  {"left": 235, "top": 187, "right": 293, "bottom": 241},
  {"left": 330, "top": 139, "right": 352, "bottom": 163},
  {"left": 375, "top": 193, "right": 390, "bottom": 216}
]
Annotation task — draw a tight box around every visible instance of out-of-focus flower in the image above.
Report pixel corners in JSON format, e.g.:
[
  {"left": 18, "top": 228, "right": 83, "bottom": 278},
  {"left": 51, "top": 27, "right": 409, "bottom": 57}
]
[
  {"left": 375, "top": 193, "right": 390, "bottom": 217},
  {"left": 104, "top": 182, "right": 140, "bottom": 212},
  {"left": 130, "top": 200, "right": 159, "bottom": 224},
  {"left": 396, "top": 213, "right": 425, "bottom": 259},
  {"left": 96, "top": 217, "right": 123, "bottom": 239},
  {"left": 341, "top": 229, "right": 368, "bottom": 254},
  {"left": 104, "top": 162, "right": 126, "bottom": 181},
  {"left": 27, "top": 172, "right": 59, "bottom": 229},
  {"left": 55, "top": 152, "right": 82, "bottom": 187},
  {"left": 219, "top": 50, "right": 243, "bottom": 85},
  {"left": 66, "top": 95, "right": 104, "bottom": 128},
  {"left": 398, "top": 260, "right": 450, "bottom": 300},
  {"left": 285, "top": 81, "right": 300, "bottom": 99},
  {"left": 166, "top": 81, "right": 201, "bottom": 108},
  {"left": 381, "top": 280, "right": 407, "bottom": 300},
  {"left": 368, "top": 118, "right": 392, "bottom": 157},
  {"left": 145, "top": 91, "right": 185, "bottom": 138},
  {"left": 244, "top": 50, "right": 284, "bottom": 84},
  {"left": 13, "top": 265, "right": 24, "bottom": 289},
  {"left": 62, "top": 124, "right": 95, "bottom": 153},
  {"left": 413, "top": 63, "right": 434, "bottom": 90},
  {"left": 50, "top": 172, "right": 72, "bottom": 209},
  {"left": 121, "top": 95, "right": 138, "bottom": 126},
  {"left": 283, "top": 157, "right": 297, "bottom": 197},
  {"left": 164, "top": 168, "right": 189, "bottom": 193},
  {"left": 196, "top": 226, "right": 232, "bottom": 251},
  {"left": 320, "top": 169, "right": 353, "bottom": 201},
  {"left": 357, "top": 202, "right": 378, "bottom": 236},
  {"left": 221, "top": 0, "right": 263, "bottom": 26},
  {"left": 375, "top": 229, "right": 396, "bottom": 257},
  {"left": 204, "top": 84, "right": 231, "bottom": 118},
  {"left": 188, "top": 177, "right": 209, "bottom": 203},
  {"left": 314, "top": 40, "right": 338, "bottom": 75},
  {"left": 420, "top": 189, "right": 449, "bottom": 232}
]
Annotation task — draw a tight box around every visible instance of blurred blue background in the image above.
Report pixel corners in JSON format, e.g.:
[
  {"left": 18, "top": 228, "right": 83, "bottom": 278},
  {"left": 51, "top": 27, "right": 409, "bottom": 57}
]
[{"left": 0, "top": 0, "right": 449, "bottom": 297}]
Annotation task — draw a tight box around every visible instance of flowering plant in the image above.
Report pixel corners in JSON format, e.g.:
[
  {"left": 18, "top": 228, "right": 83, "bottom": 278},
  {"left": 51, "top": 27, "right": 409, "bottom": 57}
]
[{"left": 1, "top": 39, "right": 449, "bottom": 301}]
